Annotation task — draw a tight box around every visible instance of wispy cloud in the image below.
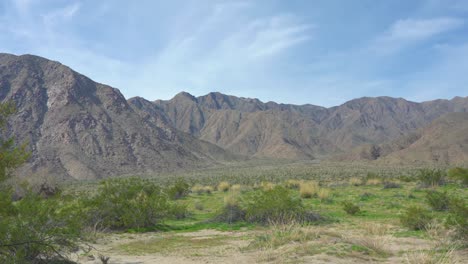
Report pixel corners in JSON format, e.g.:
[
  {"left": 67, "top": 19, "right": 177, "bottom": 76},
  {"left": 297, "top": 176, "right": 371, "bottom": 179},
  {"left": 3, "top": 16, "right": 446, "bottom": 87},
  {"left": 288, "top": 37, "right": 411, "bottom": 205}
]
[
  {"left": 124, "top": 4, "right": 314, "bottom": 100},
  {"left": 371, "top": 17, "right": 464, "bottom": 54}
]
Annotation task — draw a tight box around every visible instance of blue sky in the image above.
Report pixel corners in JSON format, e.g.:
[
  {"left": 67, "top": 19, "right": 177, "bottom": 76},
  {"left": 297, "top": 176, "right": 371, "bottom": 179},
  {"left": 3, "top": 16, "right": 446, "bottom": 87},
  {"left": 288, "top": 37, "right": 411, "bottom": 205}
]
[{"left": 1, "top": 0, "right": 467, "bottom": 106}]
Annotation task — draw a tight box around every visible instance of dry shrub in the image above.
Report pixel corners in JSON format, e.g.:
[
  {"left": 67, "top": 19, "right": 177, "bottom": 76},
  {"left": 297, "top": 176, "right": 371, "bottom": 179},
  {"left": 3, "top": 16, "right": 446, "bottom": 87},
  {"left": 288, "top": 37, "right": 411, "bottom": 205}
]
[
  {"left": 191, "top": 184, "right": 213, "bottom": 195},
  {"left": 284, "top": 179, "right": 302, "bottom": 189},
  {"left": 248, "top": 220, "right": 319, "bottom": 250},
  {"left": 362, "top": 222, "right": 390, "bottom": 236},
  {"left": 317, "top": 188, "right": 331, "bottom": 201},
  {"left": 231, "top": 184, "right": 242, "bottom": 192},
  {"left": 191, "top": 184, "right": 204, "bottom": 194},
  {"left": 366, "top": 178, "right": 382, "bottom": 186},
  {"left": 217, "top": 181, "right": 230, "bottom": 192},
  {"left": 299, "top": 181, "right": 319, "bottom": 198},
  {"left": 261, "top": 181, "right": 276, "bottom": 191},
  {"left": 342, "top": 234, "right": 391, "bottom": 256},
  {"left": 349, "top": 177, "right": 363, "bottom": 186},
  {"left": 404, "top": 248, "right": 457, "bottom": 264}
]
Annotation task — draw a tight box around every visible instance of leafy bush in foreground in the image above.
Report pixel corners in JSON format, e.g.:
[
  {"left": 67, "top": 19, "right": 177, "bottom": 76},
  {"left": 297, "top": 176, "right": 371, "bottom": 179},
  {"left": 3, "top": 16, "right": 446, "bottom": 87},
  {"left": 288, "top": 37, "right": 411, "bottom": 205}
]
[
  {"left": 400, "top": 206, "right": 433, "bottom": 230},
  {"left": 84, "top": 178, "right": 186, "bottom": 230},
  {"left": 242, "top": 186, "right": 317, "bottom": 224},
  {"left": 0, "top": 190, "right": 84, "bottom": 263}
]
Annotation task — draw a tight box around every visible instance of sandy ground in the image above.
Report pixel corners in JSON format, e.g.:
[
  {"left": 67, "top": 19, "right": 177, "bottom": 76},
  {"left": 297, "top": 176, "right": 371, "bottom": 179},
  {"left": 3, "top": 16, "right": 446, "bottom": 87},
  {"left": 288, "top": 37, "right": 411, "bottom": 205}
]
[{"left": 74, "top": 228, "right": 468, "bottom": 264}]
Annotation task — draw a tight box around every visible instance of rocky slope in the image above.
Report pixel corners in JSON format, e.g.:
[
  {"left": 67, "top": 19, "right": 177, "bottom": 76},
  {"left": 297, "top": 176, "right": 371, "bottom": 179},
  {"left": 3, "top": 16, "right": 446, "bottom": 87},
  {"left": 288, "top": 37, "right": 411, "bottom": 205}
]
[
  {"left": 0, "top": 53, "right": 234, "bottom": 180},
  {"left": 379, "top": 113, "right": 468, "bottom": 165},
  {"left": 140, "top": 92, "right": 468, "bottom": 160}
]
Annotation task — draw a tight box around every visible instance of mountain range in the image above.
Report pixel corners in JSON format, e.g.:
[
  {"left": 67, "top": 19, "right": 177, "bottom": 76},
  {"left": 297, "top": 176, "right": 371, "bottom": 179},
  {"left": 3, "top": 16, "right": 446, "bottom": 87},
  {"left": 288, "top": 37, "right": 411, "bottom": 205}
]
[{"left": 1, "top": 53, "right": 467, "bottom": 180}]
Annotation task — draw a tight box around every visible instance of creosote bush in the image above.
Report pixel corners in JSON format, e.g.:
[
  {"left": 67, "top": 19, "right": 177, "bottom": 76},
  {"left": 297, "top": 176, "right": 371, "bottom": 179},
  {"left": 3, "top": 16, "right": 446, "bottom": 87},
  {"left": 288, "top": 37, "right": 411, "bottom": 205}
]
[
  {"left": 167, "top": 178, "right": 190, "bottom": 200},
  {"left": 425, "top": 190, "right": 450, "bottom": 211},
  {"left": 0, "top": 188, "right": 84, "bottom": 263},
  {"left": 215, "top": 186, "right": 321, "bottom": 225},
  {"left": 84, "top": 178, "right": 186, "bottom": 230},
  {"left": 342, "top": 201, "right": 360, "bottom": 215},
  {"left": 417, "top": 169, "right": 446, "bottom": 187},
  {"left": 242, "top": 186, "right": 319, "bottom": 224},
  {"left": 445, "top": 197, "right": 468, "bottom": 241},
  {"left": 447, "top": 167, "right": 468, "bottom": 186},
  {"left": 400, "top": 206, "right": 433, "bottom": 230}
]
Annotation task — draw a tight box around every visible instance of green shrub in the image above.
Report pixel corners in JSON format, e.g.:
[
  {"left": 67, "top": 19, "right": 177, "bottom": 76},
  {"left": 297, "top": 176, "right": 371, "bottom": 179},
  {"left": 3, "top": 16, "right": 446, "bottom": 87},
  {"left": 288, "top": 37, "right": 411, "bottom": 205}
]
[
  {"left": 167, "top": 178, "right": 190, "bottom": 200},
  {"left": 446, "top": 197, "right": 468, "bottom": 241},
  {"left": 84, "top": 178, "right": 182, "bottom": 230},
  {"left": 240, "top": 186, "right": 319, "bottom": 224},
  {"left": 425, "top": 190, "right": 450, "bottom": 211},
  {"left": 400, "top": 206, "right": 433, "bottom": 230},
  {"left": 342, "top": 201, "right": 360, "bottom": 215},
  {"left": 417, "top": 169, "right": 446, "bottom": 187},
  {"left": 0, "top": 190, "right": 84, "bottom": 263},
  {"left": 447, "top": 167, "right": 468, "bottom": 186},
  {"left": 382, "top": 181, "right": 401, "bottom": 189}
]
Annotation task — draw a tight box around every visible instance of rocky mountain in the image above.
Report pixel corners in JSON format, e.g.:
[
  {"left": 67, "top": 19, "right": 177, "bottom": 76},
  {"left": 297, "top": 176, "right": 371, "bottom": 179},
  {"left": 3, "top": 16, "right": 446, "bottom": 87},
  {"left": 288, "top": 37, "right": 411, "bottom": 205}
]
[
  {"left": 139, "top": 92, "right": 468, "bottom": 160},
  {"left": 0, "top": 53, "right": 234, "bottom": 180},
  {"left": 2, "top": 53, "right": 467, "bottom": 181},
  {"left": 379, "top": 113, "right": 468, "bottom": 165}
]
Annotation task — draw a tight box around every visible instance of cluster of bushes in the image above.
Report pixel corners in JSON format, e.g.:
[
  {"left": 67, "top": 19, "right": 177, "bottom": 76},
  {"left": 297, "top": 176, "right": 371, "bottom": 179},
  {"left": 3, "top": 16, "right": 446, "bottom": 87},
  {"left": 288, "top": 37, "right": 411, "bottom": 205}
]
[
  {"left": 83, "top": 178, "right": 188, "bottom": 231},
  {"left": 215, "top": 186, "right": 322, "bottom": 225},
  {"left": 400, "top": 190, "right": 467, "bottom": 241},
  {"left": 0, "top": 189, "right": 84, "bottom": 263}
]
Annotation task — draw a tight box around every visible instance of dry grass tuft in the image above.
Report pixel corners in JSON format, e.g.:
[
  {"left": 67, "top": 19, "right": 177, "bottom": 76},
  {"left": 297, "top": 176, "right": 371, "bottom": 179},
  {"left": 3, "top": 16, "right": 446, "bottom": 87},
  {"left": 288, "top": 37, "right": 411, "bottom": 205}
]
[
  {"left": 349, "top": 177, "right": 363, "bottom": 186},
  {"left": 299, "top": 181, "right": 319, "bottom": 198},
  {"left": 362, "top": 222, "right": 391, "bottom": 236},
  {"left": 342, "top": 234, "right": 392, "bottom": 256},
  {"left": 404, "top": 248, "right": 457, "bottom": 264},
  {"left": 366, "top": 178, "right": 382, "bottom": 186},
  {"left": 217, "top": 181, "right": 231, "bottom": 192},
  {"left": 284, "top": 179, "right": 302, "bottom": 189},
  {"left": 261, "top": 181, "right": 276, "bottom": 191},
  {"left": 317, "top": 188, "right": 331, "bottom": 201}
]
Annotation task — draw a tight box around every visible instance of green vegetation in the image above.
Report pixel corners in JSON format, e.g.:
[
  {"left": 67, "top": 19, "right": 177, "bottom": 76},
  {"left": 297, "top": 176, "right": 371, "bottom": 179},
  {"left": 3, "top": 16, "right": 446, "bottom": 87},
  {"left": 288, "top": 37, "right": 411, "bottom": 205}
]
[
  {"left": 1, "top": 101, "right": 467, "bottom": 262},
  {"left": 425, "top": 190, "right": 450, "bottom": 211},
  {"left": 342, "top": 201, "right": 361, "bottom": 215},
  {"left": 399, "top": 206, "right": 433, "bottom": 230},
  {"left": 417, "top": 169, "right": 446, "bottom": 187},
  {"left": 447, "top": 167, "right": 468, "bottom": 186}
]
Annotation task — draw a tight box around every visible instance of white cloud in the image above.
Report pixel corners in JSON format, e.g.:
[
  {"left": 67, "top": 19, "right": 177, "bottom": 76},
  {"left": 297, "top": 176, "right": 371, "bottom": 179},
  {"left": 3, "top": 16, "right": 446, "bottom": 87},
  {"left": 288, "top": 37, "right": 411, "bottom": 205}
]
[
  {"left": 372, "top": 17, "right": 464, "bottom": 54},
  {"left": 122, "top": 5, "right": 314, "bottom": 100}
]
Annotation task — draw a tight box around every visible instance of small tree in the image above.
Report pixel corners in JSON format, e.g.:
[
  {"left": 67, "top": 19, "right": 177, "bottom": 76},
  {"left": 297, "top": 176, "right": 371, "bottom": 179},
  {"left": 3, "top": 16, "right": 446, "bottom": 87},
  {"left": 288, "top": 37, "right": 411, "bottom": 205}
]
[
  {"left": 0, "top": 102, "right": 83, "bottom": 263},
  {"left": 0, "top": 102, "right": 30, "bottom": 182}
]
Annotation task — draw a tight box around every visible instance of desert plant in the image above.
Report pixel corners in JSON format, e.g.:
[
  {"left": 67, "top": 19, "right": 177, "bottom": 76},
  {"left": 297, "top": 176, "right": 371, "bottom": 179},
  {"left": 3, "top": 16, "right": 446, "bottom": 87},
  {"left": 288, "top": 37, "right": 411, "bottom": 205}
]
[
  {"left": 445, "top": 197, "right": 468, "bottom": 241},
  {"left": 425, "top": 190, "right": 450, "bottom": 211},
  {"left": 342, "top": 201, "right": 360, "bottom": 215},
  {"left": 400, "top": 206, "right": 433, "bottom": 230},
  {"left": 417, "top": 169, "right": 446, "bottom": 187},
  {"left": 0, "top": 191, "right": 84, "bottom": 263},
  {"left": 242, "top": 186, "right": 315, "bottom": 224},
  {"left": 84, "top": 178, "right": 181, "bottom": 230},
  {"left": 317, "top": 188, "right": 331, "bottom": 202},
  {"left": 167, "top": 178, "right": 190, "bottom": 200},
  {"left": 299, "top": 181, "right": 319, "bottom": 198},
  {"left": 284, "top": 179, "right": 301, "bottom": 189},
  {"left": 447, "top": 167, "right": 468, "bottom": 186},
  {"left": 383, "top": 181, "right": 401, "bottom": 189},
  {"left": 217, "top": 181, "right": 230, "bottom": 192},
  {"left": 349, "top": 177, "right": 363, "bottom": 186},
  {"left": 214, "top": 191, "right": 245, "bottom": 223}
]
